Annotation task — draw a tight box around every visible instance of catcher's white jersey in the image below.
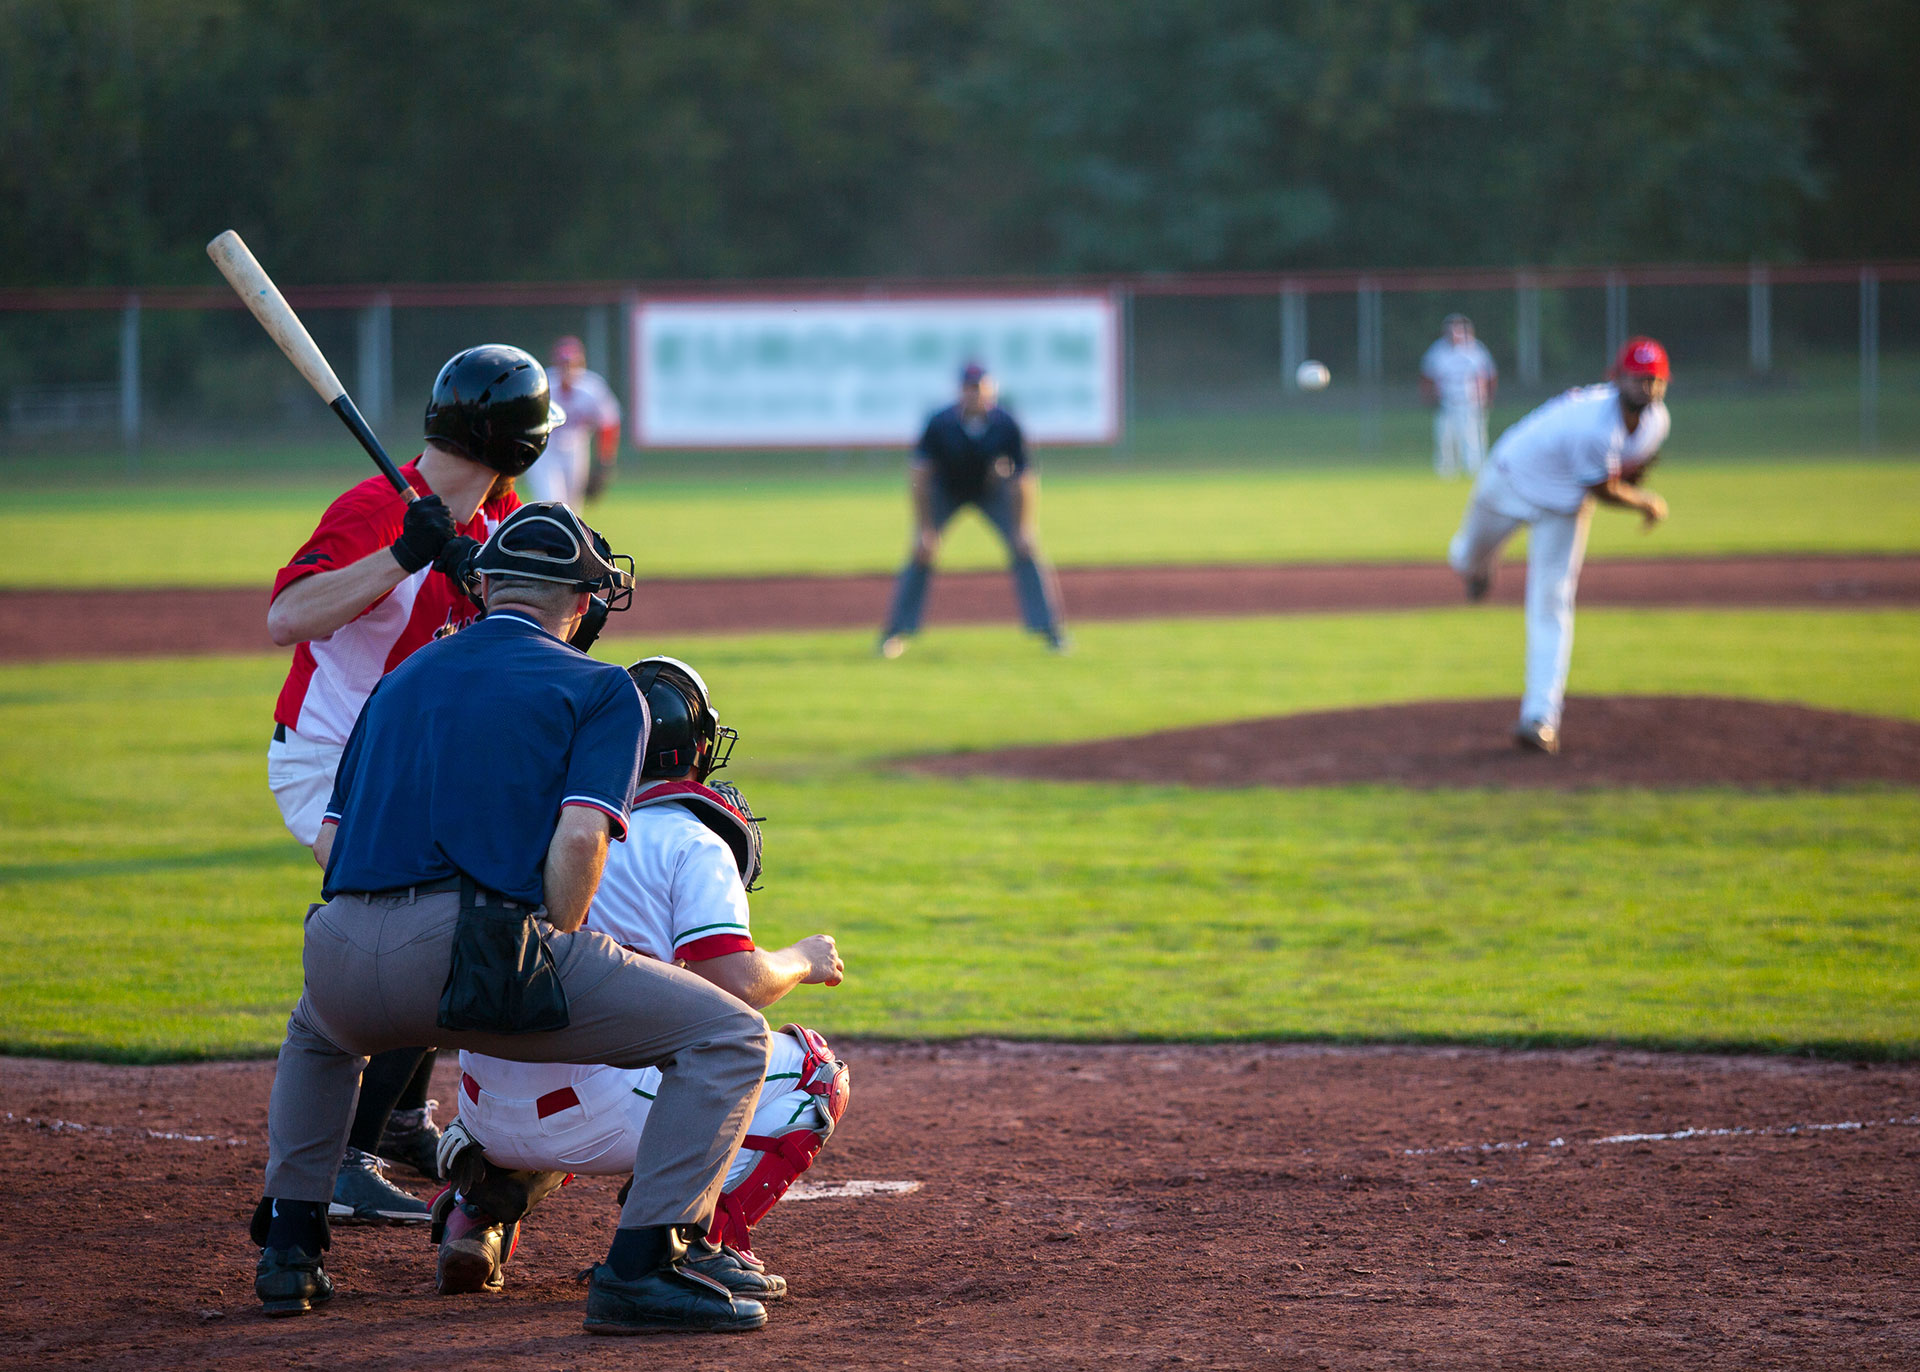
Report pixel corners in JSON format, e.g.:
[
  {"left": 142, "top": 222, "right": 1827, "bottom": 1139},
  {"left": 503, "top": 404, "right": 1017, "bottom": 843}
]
[
  {"left": 1420, "top": 336, "right": 1497, "bottom": 409},
  {"left": 522, "top": 368, "right": 621, "bottom": 507},
  {"left": 1490, "top": 384, "right": 1670, "bottom": 515}
]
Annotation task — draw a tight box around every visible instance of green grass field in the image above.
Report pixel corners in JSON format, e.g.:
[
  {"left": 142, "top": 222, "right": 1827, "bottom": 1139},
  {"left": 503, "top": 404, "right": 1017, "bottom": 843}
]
[
  {"left": 4, "top": 607, "right": 1916, "bottom": 1060},
  {"left": 1, "top": 460, "right": 1915, "bottom": 590},
  {"left": 1, "top": 376, "right": 1915, "bottom": 588}
]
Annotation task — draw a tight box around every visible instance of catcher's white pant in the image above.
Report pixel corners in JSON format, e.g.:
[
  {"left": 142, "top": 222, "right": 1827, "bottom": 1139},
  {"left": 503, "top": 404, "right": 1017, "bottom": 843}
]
[
  {"left": 457, "top": 1031, "right": 814, "bottom": 1192},
  {"left": 1447, "top": 462, "right": 1593, "bottom": 730},
  {"left": 1434, "top": 402, "right": 1488, "bottom": 478},
  {"left": 266, "top": 725, "right": 345, "bottom": 849}
]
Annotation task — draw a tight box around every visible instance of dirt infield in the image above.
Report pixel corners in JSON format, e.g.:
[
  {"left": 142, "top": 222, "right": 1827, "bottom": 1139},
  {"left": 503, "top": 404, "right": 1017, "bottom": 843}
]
[
  {"left": 3, "top": 554, "right": 1916, "bottom": 662},
  {"left": 914, "top": 695, "right": 1920, "bottom": 790},
  {"left": 4, "top": 1045, "right": 1918, "bottom": 1369}
]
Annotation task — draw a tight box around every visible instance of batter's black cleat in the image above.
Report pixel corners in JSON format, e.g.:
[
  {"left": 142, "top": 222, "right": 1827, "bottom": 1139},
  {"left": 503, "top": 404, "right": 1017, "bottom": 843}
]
[
  {"left": 255, "top": 1245, "right": 333, "bottom": 1317},
  {"left": 582, "top": 1261, "right": 768, "bottom": 1335},
  {"left": 378, "top": 1101, "right": 445, "bottom": 1179},
  {"left": 684, "top": 1233, "right": 787, "bottom": 1302},
  {"left": 1464, "top": 571, "right": 1491, "bottom": 602},
  {"left": 1512, "top": 718, "right": 1560, "bottom": 754},
  {"left": 330, "top": 1147, "right": 431, "bottom": 1224}
]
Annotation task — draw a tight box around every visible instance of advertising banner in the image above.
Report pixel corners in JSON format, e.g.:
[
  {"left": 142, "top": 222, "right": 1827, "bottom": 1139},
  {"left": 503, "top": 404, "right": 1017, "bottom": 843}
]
[{"left": 631, "top": 295, "right": 1121, "bottom": 448}]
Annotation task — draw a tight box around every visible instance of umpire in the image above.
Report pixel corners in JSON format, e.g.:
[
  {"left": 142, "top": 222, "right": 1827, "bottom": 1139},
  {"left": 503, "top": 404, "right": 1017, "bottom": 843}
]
[
  {"left": 251, "top": 502, "right": 774, "bottom": 1336},
  {"left": 878, "top": 362, "right": 1067, "bottom": 657}
]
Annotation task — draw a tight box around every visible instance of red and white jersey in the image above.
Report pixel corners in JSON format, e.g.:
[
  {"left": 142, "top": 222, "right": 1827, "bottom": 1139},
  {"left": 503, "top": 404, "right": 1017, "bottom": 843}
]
[
  {"left": 271, "top": 460, "right": 520, "bottom": 746},
  {"left": 586, "top": 799, "right": 757, "bottom": 964}
]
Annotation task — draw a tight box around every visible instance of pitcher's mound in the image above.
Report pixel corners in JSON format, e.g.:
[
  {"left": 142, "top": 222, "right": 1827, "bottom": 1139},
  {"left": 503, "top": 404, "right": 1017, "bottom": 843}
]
[{"left": 913, "top": 696, "right": 1920, "bottom": 790}]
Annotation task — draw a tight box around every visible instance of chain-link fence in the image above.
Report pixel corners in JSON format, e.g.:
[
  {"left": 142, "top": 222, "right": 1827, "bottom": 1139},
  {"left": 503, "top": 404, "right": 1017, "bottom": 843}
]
[{"left": 0, "top": 265, "right": 1912, "bottom": 475}]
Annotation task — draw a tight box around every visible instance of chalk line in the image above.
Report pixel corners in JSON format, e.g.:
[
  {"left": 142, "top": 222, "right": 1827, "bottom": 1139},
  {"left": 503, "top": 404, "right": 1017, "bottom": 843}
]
[
  {"left": 4, "top": 1111, "right": 248, "bottom": 1147},
  {"left": 1405, "top": 1114, "right": 1920, "bottom": 1158},
  {"left": 787, "top": 1179, "right": 922, "bottom": 1201}
]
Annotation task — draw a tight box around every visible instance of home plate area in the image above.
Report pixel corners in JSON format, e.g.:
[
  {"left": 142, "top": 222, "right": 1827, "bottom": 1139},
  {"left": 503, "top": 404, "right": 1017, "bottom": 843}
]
[{"left": 3, "top": 1042, "right": 1918, "bottom": 1369}]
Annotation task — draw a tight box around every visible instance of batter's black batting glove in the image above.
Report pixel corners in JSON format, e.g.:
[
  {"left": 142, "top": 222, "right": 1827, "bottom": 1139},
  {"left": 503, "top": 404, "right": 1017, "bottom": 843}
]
[
  {"left": 390, "top": 495, "right": 458, "bottom": 574},
  {"left": 433, "top": 535, "right": 485, "bottom": 608}
]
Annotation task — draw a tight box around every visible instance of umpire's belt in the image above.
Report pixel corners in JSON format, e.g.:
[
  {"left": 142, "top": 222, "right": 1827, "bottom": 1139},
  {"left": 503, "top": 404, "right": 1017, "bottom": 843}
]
[{"left": 353, "top": 875, "right": 465, "bottom": 900}]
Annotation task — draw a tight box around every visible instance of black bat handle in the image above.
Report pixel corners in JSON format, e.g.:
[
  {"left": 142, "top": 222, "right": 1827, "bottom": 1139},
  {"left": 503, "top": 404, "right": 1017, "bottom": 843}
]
[{"left": 329, "top": 395, "right": 415, "bottom": 501}]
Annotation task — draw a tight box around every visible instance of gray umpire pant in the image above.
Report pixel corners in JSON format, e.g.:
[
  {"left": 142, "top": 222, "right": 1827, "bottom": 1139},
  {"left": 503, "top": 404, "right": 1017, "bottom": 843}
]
[
  {"left": 264, "top": 889, "right": 770, "bottom": 1232},
  {"left": 884, "top": 476, "right": 1064, "bottom": 639}
]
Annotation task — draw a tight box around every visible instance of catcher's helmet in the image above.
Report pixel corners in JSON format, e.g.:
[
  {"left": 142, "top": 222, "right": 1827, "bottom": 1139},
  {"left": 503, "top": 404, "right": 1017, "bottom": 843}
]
[
  {"left": 424, "top": 345, "right": 564, "bottom": 476},
  {"left": 627, "top": 656, "right": 736, "bottom": 781}
]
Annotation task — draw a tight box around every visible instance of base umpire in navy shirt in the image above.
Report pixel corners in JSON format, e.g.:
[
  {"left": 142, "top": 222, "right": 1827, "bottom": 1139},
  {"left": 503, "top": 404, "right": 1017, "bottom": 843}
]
[
  {"left": 879, "top": 362, "right": 1067, "bottom": 657},
  {"left": 251, "top": 502, "right": 774, "bottom": 1336}
]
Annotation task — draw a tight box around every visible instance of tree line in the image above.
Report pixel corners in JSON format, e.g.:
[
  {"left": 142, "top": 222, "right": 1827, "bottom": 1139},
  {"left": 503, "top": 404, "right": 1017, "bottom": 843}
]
[{"left": 1, "top": 0, "right": 1911, "bottom": 289}]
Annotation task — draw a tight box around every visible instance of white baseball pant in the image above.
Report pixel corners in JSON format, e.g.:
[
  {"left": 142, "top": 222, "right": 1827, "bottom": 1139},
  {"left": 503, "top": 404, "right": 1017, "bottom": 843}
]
[
  {"left": 1434, "top": 402, "right": 1489, "bottom": 478},
  {"left": 1447, "top": 463, "right": 1593, "bottom": 730},
  {"left": 457, "top": 1030, "right": 816, "bottom": 1192},
  {"left": 266, "top": 725, "right": 346, "bottom": 849}
]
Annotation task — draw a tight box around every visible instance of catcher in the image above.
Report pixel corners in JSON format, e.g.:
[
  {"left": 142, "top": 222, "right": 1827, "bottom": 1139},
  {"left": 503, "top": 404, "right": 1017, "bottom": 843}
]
[{"left": 431, "top": 656, "right": 849, "bottom": 1301}]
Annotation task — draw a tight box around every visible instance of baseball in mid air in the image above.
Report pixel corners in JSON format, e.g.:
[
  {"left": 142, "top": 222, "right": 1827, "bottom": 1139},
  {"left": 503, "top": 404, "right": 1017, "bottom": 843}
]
[{"left": 1296, "top": 360, "right": 1331, "bottom": 391}]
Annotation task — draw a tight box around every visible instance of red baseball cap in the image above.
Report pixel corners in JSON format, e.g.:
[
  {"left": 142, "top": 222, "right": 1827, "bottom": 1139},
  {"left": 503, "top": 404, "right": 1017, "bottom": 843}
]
[{"left": 1610, "top": 336, "right": 1670, "bottom": 380}]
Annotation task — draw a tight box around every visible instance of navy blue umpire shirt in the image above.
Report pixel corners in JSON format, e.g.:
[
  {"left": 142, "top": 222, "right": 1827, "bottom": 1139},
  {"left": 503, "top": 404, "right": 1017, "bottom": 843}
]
[
  {"left": 916, "top": 403, "right": 1028, "bottom": 503},
  {"left": 320, "top": 610, "right": 648, "bottom": 905}
]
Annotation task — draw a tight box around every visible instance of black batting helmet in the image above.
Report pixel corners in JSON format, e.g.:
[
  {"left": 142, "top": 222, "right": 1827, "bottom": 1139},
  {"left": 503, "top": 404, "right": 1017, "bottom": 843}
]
[
  {"left": 627, "top": 656, "right": 736, "bottom": 781},
  {"left": 424, "top": 345, "right": 563, "bottom": 476}
]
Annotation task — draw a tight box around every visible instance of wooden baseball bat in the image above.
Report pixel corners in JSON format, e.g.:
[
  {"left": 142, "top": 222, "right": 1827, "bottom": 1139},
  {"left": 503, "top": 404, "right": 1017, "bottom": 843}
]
[{"left": 205, "top": 229, "right": 414, "bottom": 500}]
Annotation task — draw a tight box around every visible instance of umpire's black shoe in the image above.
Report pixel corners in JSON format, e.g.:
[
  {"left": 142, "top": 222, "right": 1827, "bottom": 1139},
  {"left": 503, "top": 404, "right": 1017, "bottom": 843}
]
[
  {"left": 256, "top": 1245, "right": 333, "bottom": 1317},
  {"left": 582, "top": 1261, "right": 768, "bottom": 1335},
  {"left": 684, "top": 1233, "right": 787, "bottom": 1302}
]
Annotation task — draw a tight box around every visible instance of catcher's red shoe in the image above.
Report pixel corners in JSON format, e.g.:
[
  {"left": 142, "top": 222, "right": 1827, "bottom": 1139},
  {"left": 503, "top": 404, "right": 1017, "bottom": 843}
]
[{"left": 431, "top": 1187, "right": 518, "bottom": 1295}]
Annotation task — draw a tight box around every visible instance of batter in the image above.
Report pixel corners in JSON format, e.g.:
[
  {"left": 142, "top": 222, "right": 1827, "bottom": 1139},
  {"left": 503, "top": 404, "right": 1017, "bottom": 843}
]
[
  {"left": 1447, "top": 337, "right": 1672, "bottom": 754},
  {"left": 265, "top": 344, "right": 549, "bottom": 1222},
  {"left": 436, "top": 656, "right": 848, "bottom": 1302}
]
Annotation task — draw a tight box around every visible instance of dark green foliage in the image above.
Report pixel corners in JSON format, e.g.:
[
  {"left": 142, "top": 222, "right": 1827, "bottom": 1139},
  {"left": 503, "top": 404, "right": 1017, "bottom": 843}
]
[{"left": 0, "top": 0, "right": 1903, "bottom": 286}]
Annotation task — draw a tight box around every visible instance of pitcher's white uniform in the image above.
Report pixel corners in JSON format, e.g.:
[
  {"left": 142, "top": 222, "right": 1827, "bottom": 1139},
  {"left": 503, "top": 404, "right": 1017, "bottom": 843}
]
[
  {"left": 1448, "top": 383, "right": 1670, "bottom": 730},
  {"left": 521, "top": 367, "right": 620, "bottom": 508},
  {"left": 455, "top": 787, "right": 837, "bottom": 1215},
  {"left": 1422, "top": 333, "right": 1497, "bottom": 478}
]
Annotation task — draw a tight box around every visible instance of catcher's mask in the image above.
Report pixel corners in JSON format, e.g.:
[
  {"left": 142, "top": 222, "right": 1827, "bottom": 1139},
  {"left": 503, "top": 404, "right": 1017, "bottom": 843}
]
[
  {"left": 423, "top": 345, "right": 563, "bottom": 477},
  {"left": 472, "top": 503, "right": 633, "bottom": 650},
  {"left": 627, "top": 655, "right": 736, "bottom": 782}
]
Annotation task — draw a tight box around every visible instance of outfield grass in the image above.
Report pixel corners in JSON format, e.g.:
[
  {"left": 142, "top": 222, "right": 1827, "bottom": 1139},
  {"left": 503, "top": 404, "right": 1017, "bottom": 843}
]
[
  {"left": 2, "top": 607, "right": 1915, "bottom": 1060},
  {"left": 0, "top": 458, "right": 1915, "bottom": 590}
]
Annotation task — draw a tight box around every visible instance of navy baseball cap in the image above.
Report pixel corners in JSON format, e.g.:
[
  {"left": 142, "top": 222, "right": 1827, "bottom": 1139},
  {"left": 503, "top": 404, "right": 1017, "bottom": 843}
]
[{"left": 960, "top": 361, "right": 988, "bottom": 385}]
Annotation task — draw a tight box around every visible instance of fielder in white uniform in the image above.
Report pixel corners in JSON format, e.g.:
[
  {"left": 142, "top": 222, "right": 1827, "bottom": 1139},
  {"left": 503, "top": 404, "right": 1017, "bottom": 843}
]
[
  {"left": 1420, "top": 314, "right": 1498, "bottom": 479},
  {"left": 1447, "top": 337, "right": 1673, "bottom": 754},
  {"left": 520, "top": 335, "right": 622, "bottom": 508},
  {"left": 431, "top": 656, "right": 848, "bottom": 1304}
]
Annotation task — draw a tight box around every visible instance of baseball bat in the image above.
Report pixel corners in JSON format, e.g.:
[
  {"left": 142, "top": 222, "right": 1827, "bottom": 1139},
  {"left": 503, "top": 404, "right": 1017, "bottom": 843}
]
[{"left": 205, "top": 229, "right": 414, "bottom": 501}]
